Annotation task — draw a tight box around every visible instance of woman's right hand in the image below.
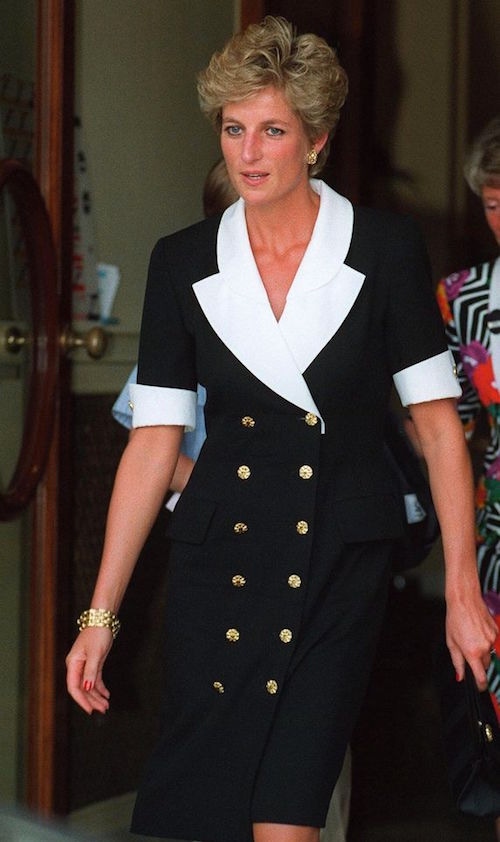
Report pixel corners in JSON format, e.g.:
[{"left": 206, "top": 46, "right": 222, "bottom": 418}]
[{"left": 66, "top": 627, "right": 114, "bottom": 714}]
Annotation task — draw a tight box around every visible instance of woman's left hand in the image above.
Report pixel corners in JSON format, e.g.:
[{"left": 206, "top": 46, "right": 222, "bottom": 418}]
[{"left": 445, "top": 588, "right": 498, "bottom": 690}]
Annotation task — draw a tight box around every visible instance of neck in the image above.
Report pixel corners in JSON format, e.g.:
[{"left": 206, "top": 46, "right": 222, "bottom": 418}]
[{"left": 245, "top": 183, "right": 320, "bottom": 250}]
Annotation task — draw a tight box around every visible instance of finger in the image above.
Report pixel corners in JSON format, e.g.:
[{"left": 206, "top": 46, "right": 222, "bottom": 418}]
[
  {"left": 83, "top": 685, "right": 111, "bottom": 714},
  {"left": 448, "top": 646, "right": 465, "bottom": 682},
  {"left": 470, "top": 660, "right": 489, "bottom": 691}
]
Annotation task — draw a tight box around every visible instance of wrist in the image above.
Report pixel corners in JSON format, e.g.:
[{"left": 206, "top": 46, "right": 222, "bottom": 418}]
[{"left": 77, "top": 608, "right": 121, "bottom": 639}]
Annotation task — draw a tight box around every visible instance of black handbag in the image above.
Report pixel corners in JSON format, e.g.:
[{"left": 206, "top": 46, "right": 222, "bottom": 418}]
[
  {"left": 434, "top": 641, "right": 500, "bottom": 817},
  {"left": 384, "top": 411, "right": 440, "bottom": 571}
]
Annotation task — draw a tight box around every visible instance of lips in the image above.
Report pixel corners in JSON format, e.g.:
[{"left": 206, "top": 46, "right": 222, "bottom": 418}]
[{"left": 241, "top": 172, "right": 268, "bottom": 181}]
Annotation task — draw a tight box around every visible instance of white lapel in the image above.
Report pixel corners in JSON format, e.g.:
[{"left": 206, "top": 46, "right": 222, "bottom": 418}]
[{"left": 193, "top": 180, "right": 364, "bottom": 429}]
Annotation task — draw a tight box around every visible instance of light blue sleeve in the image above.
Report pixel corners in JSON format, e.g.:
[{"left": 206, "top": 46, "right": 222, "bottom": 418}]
[
  {"left": 181, "top": 385, "right": 207, "bottom": 459},
  {"left": 112, "top": 371, "right": 207, "bottom": 461},
  {"left": 111, "top": 365, "right": 137, "bottom": 430}
]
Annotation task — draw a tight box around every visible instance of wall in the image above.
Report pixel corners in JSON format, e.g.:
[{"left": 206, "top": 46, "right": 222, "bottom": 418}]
[
  {"left": 369, "top": 0, "right": 467, "bottom": 278},
  {"left": 371, "top": 0, "right": 499, "bottom": 278},
  {"left": 74, "top": 0, "right": 235, "bottom": 394}
]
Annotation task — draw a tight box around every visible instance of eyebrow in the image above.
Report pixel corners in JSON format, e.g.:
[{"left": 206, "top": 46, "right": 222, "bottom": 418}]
[{"left": 221, "top": 115, "right": 293, "bottom": 127}]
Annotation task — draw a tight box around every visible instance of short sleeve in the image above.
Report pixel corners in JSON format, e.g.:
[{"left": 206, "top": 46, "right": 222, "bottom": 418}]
[
  {"left": 383, "top": 216, "right": 461, "bottom": 405},
  {"left": 132, "top": 237, "right": 198, "bottom": 428}
]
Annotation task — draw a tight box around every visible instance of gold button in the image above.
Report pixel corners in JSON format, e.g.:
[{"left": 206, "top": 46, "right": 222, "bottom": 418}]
[
  {"left": 296, "top": 520, "right": 309, "bottom": 535},
  {"left": 128, "top": 400, "right": 134, "bottom": 410},
  {"left": 453, "top": 364, "right": 458, "bottom": 377},
  {"left": 213, "top": 681, "right": 224, "bottom": 694},
  {"left": 241, "top": 416, "right": 255, "bottom": 427},
  {"left": 279, "top": 629, "right": 293, "bottom": 643},
  {"left": 304, "top": 412, "right": 318, "bottom": 426},
  {"left": 234, "top": 522, "right": 248, "bottom": 534},
  {"left": 226, "top": 628, "right": 240, "bottom": 643},
  {"left": 298, "top": 465, "right": 313, "bottom": 479},
  {"left": 237, "top": 465, "right": 251, "bottom": 480},
  {"left": 232, "top": 574, "right": 246, "bottom": 587},
  {"left": 266, "top": 679, "right": 278, "bottom": 695},
  {"left": 288, "top": 574, "right": 302, "bottom": 588}
]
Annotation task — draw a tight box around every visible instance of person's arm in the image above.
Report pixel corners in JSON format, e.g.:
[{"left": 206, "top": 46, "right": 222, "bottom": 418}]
[
  {"left": 128, "top": 427, "right": 195, "bottom": 493},
  {"left": 66, "top": 424, "right": 183, "bottom": 714},
  {"left": 409, "top": 397, "right": 497, "bottom": 688}
]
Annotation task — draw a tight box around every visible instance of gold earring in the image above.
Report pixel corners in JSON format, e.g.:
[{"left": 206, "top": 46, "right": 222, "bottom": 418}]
[{"left": 306, "top": 149, "right": 318, "bottom": 166}]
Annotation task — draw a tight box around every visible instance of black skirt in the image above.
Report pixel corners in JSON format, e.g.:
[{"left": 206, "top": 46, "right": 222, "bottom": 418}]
[{"left": 131, "top": 492, "right": 392, "bottom": 842}]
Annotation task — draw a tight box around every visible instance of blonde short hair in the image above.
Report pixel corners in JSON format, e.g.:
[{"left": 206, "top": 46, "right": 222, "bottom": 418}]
[
  {"left": 197, "top": 16, "right": 348, "bottom": 176},
  {"left": 464, "top": 116, "right": 500, "bottom": 195}
]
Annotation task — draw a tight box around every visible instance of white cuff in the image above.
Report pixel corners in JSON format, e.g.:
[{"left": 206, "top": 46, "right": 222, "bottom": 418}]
[
  {"left": 393, "top": 349, "right": 461, "bottom": 406},
  {"left": 129, "top": 384, "right": 197, "bottom": 430}
]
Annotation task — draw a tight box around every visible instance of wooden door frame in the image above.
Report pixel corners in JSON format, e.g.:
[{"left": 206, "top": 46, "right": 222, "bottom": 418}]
[
  {"left": 240, "top": 0, "right": 265, "bottom": 28},
  {"left": 26, "top": 0, "right": 74, "bottom": 815}
]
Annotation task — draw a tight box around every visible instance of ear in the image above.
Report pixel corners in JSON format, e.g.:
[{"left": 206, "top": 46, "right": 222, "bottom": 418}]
[{"left": 313, "top": 132, "right": 329, "bottom": 154}]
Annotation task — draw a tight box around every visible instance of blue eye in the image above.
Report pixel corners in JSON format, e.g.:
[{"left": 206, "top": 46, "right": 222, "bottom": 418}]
[
  {"left": 224, "top": 125, "right": 241, "bottom": 136},
  {"left": 266, "top": 127, "right": 284, "bottom": 136}
]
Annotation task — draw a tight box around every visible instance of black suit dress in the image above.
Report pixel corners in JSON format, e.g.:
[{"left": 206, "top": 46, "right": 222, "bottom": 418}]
[{"left": 130, "top": 181, "right": 459, "bottom": 842}]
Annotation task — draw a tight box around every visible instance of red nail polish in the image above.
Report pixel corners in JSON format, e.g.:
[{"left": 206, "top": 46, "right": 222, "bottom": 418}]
[
  {"left": 84, "top": 680, "right": 93, "bottom": 692},
  {"left": 455, "top": 673, "right": 461, "bottom": 682}
]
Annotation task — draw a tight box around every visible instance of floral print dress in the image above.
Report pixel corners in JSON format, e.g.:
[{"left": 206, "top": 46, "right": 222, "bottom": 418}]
[{"left": 437, "top": 257, "right": 500, "bottom": 705}]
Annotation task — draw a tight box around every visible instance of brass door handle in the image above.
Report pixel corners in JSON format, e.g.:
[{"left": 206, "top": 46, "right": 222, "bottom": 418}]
[
  {"left": 2, "top": 323, "right": 109, "bottom": 360},
  {"left": 1, "top": 324, "right": 27, "bottom": 354},
  {"left": 60, "top": 325, "right": 109, "bottom": 359}
]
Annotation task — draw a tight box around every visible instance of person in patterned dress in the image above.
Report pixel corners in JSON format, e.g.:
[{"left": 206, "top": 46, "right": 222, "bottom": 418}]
[
  {"left": 436, "top": 115, "right": 500, "bottom": 837},
  {"left": 436, "top": 117, "right": 500, "bottom": 597}
]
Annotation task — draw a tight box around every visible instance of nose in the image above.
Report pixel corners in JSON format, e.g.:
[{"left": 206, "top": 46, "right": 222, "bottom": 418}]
[{"left": 241, "top": 131, "right": 262, "bottom": 163}]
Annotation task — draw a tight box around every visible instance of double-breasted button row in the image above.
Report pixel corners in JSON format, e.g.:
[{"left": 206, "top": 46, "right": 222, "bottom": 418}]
[
  {"left": 215, "top": 412, "right": 318, "bottom": 701},
  {"left": 213, "top": 679, "right": 279, "bottom": 695},
  {"left": 241, "top": 412, "right": 319, "bottom": 428},
  {"left": 237, "top": 462, "right": 312, "bottom": 482},
  {"left": 231, "top": 573, "right": 300, "bottom": 589},
  {"left": 234, "top": 519, "right": 309, "bottom": 536},
  {"left": 224, "top": 626, "right": 293, "bottom": 645}
]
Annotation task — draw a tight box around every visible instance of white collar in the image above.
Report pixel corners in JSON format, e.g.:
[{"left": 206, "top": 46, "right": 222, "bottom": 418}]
[
  {"left": 193, "top": 180, "right": 364, "bottom": 431},
  {"left": 217, "top": 179, "right": 354, "bottom": 301}
]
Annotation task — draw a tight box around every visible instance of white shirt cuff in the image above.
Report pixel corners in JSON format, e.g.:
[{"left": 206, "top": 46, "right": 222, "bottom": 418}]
[
  {"left": 393, "top": 349, "right": 461, "bottom": 406},
  {"left": 129, "top": 384, "right": 197, "bottom": 430}
]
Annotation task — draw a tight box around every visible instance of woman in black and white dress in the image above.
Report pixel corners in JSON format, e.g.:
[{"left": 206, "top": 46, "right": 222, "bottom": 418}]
[{"left": 67, "top": 18, "right": 496, "bottom": 842}]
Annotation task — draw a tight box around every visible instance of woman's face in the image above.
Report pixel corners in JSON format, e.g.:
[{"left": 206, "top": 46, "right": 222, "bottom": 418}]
[
  {"left": 482, "top": 184, "right": 500, "bottom": 246},
  {"left": 220, "top": 86, "right": 321, "bottom": 211}
]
